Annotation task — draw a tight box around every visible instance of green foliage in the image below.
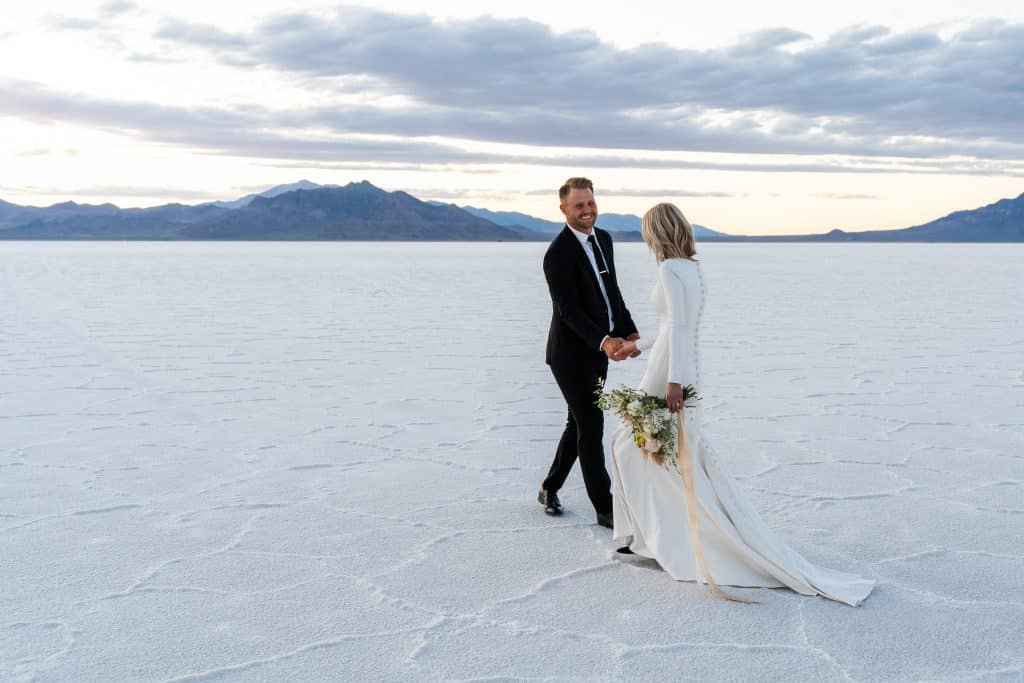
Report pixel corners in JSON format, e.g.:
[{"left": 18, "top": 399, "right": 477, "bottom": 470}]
[{"left": 595, "top": 379, "right": 698, "bottom": 468}]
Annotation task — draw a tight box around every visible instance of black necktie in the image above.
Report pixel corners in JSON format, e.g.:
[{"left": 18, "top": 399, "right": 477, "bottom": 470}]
[
  {"left": 587, "top": 234, "right": 609, "bottom": 276},
  {"left": 587, "top": 234, "right": 619, "bottom": 309}
]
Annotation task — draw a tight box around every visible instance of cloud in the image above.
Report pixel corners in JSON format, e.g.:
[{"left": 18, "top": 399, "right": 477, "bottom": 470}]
[
  {"left": 599, "top": 189, "right": 739, "bottom": 198},
  {"left": 151, "top": 9, "right": 1024, "bottom": 158},
  {"left": 100, "top": 1, "right": 136, "bottom": 18},
  {"left": 736, "top": 27, "right": 812, "bottom": 51},
  {"left": 295, "top": 101, "right": 979, "bottom": 159},
  {"left": 256, "top": 160, "right": 501, "bottom": 174},
  {"left": 156, "top": 17, "right": 249, "bottom": 50},
  {"left": 403, "top": 188, "right": 519, "bottom": 201},
  {"left": 0, "top": 79, "right": 487, "bottom": 163},
  {"left": 14, "top": 148, "right": 80, "bottom": 157},
  {"left": 0, "top": 183, "right": 232, "bottom": 201},
  {"left": 261, "top": 155, "right": 1024, "bottom": 176},
  {"left": 48, "top": 2, "right": 135, "bottom": 30},
  {"left": 125, "top": 51, "right": 185, "bottom": 64},
  {"left": 47, "top": 15, "right": 103, "bottom": 31},
  {"left": 3, "top": 77, "right": 1023, "bottom": 178},
  {"left": 814, "top": 193, "right": 880, "bottom": 200},
  {"left": 525, "top": 188, "right": 739, "bottom": 198}
]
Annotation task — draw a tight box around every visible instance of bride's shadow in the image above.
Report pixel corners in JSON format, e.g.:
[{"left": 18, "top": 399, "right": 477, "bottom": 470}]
[{"left": 610, "top": 548, "right": 663, "bottom": 574}]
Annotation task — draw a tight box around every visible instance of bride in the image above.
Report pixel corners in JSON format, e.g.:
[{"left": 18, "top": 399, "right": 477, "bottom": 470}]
[{"left": 611, "top": 203, "right": 875, "bottom": 607}]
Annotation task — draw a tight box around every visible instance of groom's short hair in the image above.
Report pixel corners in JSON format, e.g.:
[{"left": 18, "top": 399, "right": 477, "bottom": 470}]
[{"left": 559, "top": 177, "right": 594, "bottom": 202}]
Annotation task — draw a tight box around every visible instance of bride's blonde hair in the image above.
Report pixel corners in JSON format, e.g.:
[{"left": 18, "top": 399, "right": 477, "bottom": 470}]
[{"left": 641, "top": 202, "right": 697, "bottom": 262}]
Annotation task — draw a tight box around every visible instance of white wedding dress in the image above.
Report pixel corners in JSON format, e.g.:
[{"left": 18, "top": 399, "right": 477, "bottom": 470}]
[{"left": 611, "top": 258, "right": 875, "bottom": 607}]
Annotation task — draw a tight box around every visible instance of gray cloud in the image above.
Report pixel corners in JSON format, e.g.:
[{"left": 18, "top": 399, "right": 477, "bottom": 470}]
[
  {"left": 737, "top": 27, "right": 812, "bottom": 51},
  {"left": 157, "top": 17, "right": 249, "bottom": 50},
  {"left": 0, "top": 78, "right": 490, "bottom": 163},
  {"left": 153, "top": 9, "right": 1024, "bottom": 158},
  {"left": 125, "top": 51, "right": 185, "bottom": 64},
  {"left": 295, "top": 101, "right": 1005, "bottom": 159},
  {"left": 4, "top": 78, "right": 1024, "bottom": 178},
  {"left": 47, "top": 15, "right": 103, "bottom": 30},
  {"left": 256, "top": 160, "right": 501, "bottom": 174},
  {"left": 100, "top": 1, "right": 136, "bottom": 18},
  {"left": 48, "top": 2, "right": 137, "bottom": 30},
  {"left": 256, "top": 155, "right": 1024, "bottom": 176}
]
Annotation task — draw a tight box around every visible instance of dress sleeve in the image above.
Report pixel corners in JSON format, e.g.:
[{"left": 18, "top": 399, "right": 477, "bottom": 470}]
[{"left": 659, "top": 261, "right": 687, "bottom": 384}]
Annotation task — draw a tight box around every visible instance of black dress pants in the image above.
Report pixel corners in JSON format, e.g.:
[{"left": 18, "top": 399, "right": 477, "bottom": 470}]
[{"left": 542, "top": 359, "right": 612, "bottom": 515}]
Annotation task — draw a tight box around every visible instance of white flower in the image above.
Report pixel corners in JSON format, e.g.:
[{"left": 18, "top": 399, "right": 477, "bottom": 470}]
[{"left": 626, "top": 400, "right": 642, "bottom": 417}]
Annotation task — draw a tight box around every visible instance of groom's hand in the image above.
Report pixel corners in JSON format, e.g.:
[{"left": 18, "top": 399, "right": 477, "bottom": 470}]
[{"left": 602, "top": 337, "right": 625, "bottom": 360}]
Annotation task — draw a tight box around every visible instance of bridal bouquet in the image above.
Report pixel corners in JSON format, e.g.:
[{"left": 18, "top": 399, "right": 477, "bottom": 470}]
[{"left": 595, "top": 379, "right": 698, "bottom": 469}]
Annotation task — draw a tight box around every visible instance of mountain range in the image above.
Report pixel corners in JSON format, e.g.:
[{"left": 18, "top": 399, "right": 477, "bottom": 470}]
[
  {"left": 0, "top": 181, "right": 1021, "bottom": 242},
  {"left": 450, "top": 204, "right": 724, "bottom": 238}
]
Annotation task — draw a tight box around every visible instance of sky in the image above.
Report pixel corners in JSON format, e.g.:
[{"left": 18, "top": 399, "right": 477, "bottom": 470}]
[{"left": 2, "top": 1, "right": 1022, "bottom": 234}]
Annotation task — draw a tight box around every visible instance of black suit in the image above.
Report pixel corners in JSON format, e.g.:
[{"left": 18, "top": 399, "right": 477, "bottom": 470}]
[{"left": 542, "top": 226, "right": 637, "bottom": 514}]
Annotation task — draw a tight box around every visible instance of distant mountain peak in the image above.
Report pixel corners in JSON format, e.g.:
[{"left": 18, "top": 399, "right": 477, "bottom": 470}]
[
  {"left": 211, "top": 179, "right": 340, "bottom": 209},
  {"left": 340, "top": 180, "right": 387, "bottom": 194}
]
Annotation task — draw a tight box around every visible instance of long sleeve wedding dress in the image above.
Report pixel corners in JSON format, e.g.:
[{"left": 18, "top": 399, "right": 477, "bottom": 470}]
[{"left": 610, "top": 258, "right": 875, "bottom": 607}]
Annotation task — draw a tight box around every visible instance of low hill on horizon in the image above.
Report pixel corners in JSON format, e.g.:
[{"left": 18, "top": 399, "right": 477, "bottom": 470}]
[
  {"left": 813, "top": 192, "right": 1024, "bottom": 242},
  {"left": 0, "top": 182, "right": 528, "bottom": 241},
  {"left": 0, "top": 182, "right": 1021, "bottom": 242},
  {"left": 181, "top": 182, "right": 526, "bottom": 241}
]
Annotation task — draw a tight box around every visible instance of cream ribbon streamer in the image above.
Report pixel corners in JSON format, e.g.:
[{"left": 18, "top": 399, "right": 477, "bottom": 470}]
[{"left": 675, "top": 410, "right": 758, "bottom": 604}]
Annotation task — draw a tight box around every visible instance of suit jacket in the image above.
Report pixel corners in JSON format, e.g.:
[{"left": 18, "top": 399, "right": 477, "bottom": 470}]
[{"left": 543, "top": 225, "right": 638, "bottom": 368}]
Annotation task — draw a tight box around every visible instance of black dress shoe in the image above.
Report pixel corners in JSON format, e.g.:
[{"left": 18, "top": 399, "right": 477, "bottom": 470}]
[
  {"left": 537, "top": 488, "right": 563, "bottom": 515},
  {"left": 596, "top": 512, "right": 613, "bottom": 528},
  {"left": 616, "top": 546, "right": 635, "bottom": 555}
]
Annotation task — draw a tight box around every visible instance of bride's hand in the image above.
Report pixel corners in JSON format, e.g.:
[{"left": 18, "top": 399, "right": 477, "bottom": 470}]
[
  {"left": 665, "top": 382, "right": 684, "bottom": 412},
  {"left": 625, "top": 333, "right": 641, "bottom": 358}
]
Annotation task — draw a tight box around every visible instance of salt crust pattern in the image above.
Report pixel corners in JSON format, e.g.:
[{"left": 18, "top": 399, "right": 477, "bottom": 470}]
[{"left": 1, "top": 242, "right": 1021, "bottom": 681}]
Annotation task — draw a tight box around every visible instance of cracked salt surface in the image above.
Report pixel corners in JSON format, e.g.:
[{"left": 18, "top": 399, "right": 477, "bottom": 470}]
[{"left": 1, "top": 242, "right": 1022, "bottom": 681}]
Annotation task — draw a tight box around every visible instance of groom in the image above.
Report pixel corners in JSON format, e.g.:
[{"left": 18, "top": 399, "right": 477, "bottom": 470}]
[{"left": 539, "top": 177, "right": 638, "bottom": 528}]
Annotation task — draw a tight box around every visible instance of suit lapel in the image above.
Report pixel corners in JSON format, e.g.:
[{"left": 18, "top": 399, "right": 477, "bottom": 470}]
[{"left": 562, "top": 226, "right": 604, "bottom": 297}]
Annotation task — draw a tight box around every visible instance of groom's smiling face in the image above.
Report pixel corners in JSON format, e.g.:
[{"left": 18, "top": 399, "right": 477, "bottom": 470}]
[{"left": 561, "top": 188, "right": 598, "bottom": 233}]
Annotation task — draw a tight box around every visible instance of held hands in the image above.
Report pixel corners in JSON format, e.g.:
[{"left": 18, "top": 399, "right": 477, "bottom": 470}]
[
  {"left": 602, "top": 337, "right": 625, "bottom": 360},
  {"left": 602, "top": 334, "right": 643, "bottom": 362}
]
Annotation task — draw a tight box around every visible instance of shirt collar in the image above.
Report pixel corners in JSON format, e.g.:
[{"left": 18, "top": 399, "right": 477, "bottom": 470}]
[{"left": 566, "top": 224, "right": 596, "bottom": 248}]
